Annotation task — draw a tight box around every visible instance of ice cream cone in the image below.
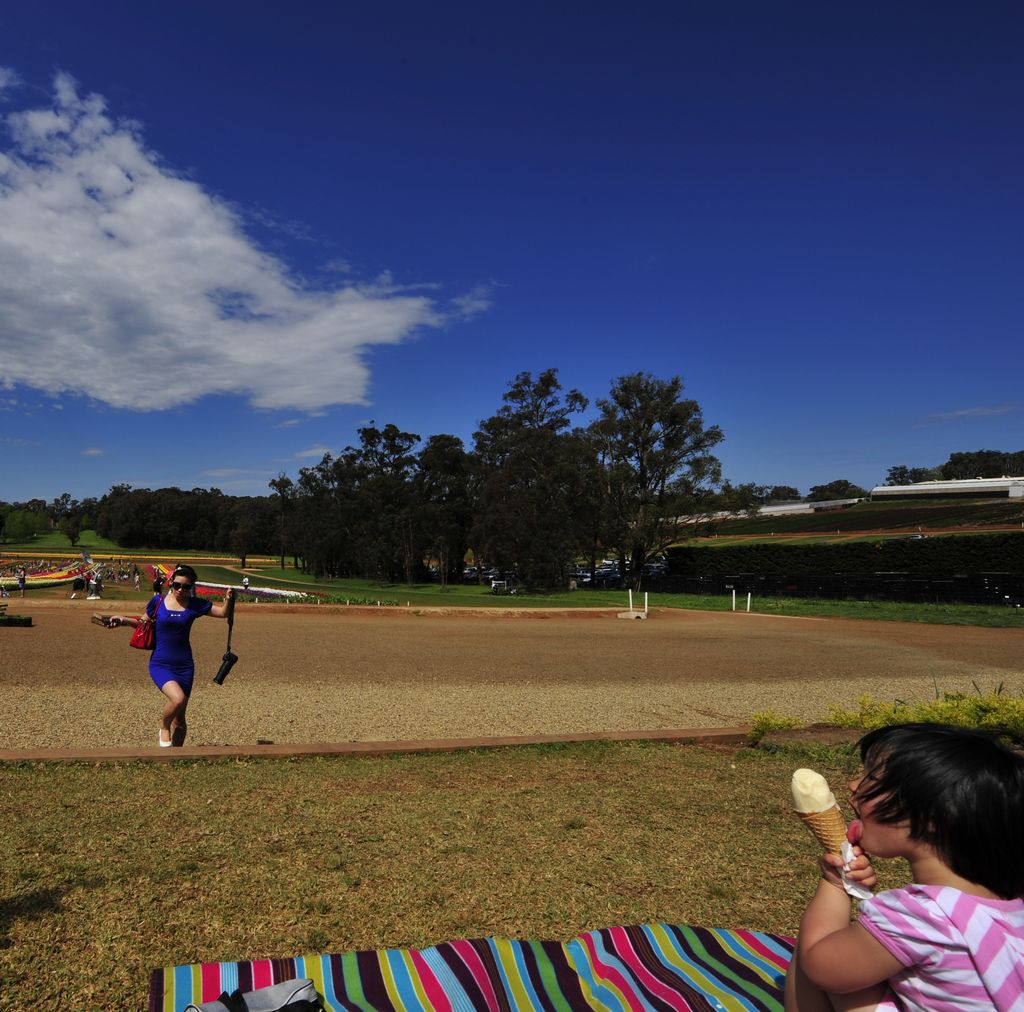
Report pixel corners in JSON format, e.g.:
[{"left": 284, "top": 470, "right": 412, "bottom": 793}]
[{"left": 797, "top": 805, "right": 848, "bottom": 855}]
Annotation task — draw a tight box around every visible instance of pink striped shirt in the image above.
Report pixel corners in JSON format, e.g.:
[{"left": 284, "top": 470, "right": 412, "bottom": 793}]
[{"left": 859, "top": 884, "right": 1024, "bottom": 1011}]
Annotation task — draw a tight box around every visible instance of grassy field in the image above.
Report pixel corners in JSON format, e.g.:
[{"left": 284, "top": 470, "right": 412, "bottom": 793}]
[
  {"left": 0, "top": 739, "right": 906, "bottom": 1009},
  {"left": 708, "top": 497, "right": 1024, "bottom": 540},
  {"left": 6, "top": 531, "right": 1022, "bottom": 626},
  {"left": 0, "top": 528, "right": 273, "bottom": 563},
  {"left": 9, "top": 562, "right": 1022, "bottom": 626}
]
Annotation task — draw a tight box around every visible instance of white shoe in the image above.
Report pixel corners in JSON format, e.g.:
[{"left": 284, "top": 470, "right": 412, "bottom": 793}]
[{"left": 158, "top": 731, "right": 172, "bottom": 748}]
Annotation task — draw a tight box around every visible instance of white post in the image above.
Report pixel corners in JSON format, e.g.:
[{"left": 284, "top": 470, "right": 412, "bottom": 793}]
[
  {"left": 628, "top": 589, "right": 633, "bottom": 613},
  {"left": 746, "top": 592, "right": 752, "bottom": 612},
  {"left": 732, "top": 589, "right": 736, "bottom": 611},
  {"left": 644, "top": 591, "right": 649, "bottom": 616}
]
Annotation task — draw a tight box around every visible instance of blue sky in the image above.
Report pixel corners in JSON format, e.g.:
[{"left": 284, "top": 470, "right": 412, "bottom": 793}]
[{"left": 1, "top": 2, "right": 1021, "bottom": 504}]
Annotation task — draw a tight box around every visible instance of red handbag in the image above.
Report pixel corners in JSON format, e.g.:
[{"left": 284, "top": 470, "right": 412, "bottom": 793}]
[{"left": 129, "top": 607, "right": 156, "bottom": 650}]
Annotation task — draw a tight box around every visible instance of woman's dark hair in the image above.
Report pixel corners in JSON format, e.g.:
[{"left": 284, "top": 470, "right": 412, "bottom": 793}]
[
  {"left": 171, "top": 564, "right": 198, "bottom": 584},
  {"left": 857, "top": 723, "right": 1024, "bottom": 898}
]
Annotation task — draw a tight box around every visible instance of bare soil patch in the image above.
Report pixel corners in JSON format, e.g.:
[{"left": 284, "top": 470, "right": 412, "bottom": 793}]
[{"left": 2, "top": 600, "right": 1021, "bottom": 750}]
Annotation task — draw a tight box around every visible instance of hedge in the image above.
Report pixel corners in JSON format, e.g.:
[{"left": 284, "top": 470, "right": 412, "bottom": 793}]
[{"left": 666, "top": 532, "right": 1024, "bottom": 578}]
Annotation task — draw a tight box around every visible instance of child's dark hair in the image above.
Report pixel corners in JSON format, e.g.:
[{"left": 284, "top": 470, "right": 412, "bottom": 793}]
[{"left": 857, "top": 723, "right": 1024, "bottom": 898}]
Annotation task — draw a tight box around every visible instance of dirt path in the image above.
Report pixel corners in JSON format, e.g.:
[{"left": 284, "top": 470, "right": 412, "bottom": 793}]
[{"left": 2, "top": 600, "right": 1021, "bottom": 750}]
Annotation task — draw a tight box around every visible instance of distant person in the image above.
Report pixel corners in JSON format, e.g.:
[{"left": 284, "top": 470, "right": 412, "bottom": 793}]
[
  {"left": 152, "top": 573, "right": 165, "bottom": 595},
  {"left": 133, "top": 570, "right": 141, "bottom": 592},
  {"left": 242, "top": 575, "right": 250, "bottom": 595},
  {"left": 786, "top": 723, "right": 1024, "bottom": 1011},
  {"left": 17, "top": 566, "right": 26, "bottom": 598},
  {"left": 109, "top": 564, "right": 234, "bottom": 748}
]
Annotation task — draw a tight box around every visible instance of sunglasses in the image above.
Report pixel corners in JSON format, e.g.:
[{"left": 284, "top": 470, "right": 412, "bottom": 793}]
[{"left": 171, "top": 581, "right": 193, "bottom": 591}]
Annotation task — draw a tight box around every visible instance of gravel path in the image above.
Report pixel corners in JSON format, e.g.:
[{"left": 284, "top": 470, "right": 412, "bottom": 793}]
[{"left": 2, "top": 600, "right": 1021, "bottom": 750}]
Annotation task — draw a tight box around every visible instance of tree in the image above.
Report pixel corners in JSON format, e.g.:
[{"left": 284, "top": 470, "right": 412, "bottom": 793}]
[
  {"left": 473, "top": 369, "right": 592, "bottom": 590},
  {"left": 268, "top": 473, "right": 294, "bottom": 570},
  {"left": 357, "top": 423, "right": 422, "bottom": 584},
  {"left": 2, "top": 508, "right": 48, "bottom": 542},
  {"left": 50, "top": 492, "right": 78, "bottom": 520},
  {"left": 589, "top": 372, "right": 724, "bottom": 588},
  {"left": 230, "top": 502, "right": 263, "bottom": 568},
  {"left": 885, "top": 465, "right": 939, "bottom": 486},
  {"left": 292, "top": 451, "right": 363, "bottom": 578},
  {"left": 806, "top": 479, "right": 868, "bottom": 502},
  {"left": 939, "top": 450, "right": 1023, "bottom": 480},
  {"left": 712, "top": 482, "right": 802, "bottom": 516},
  {"left": 58, "top": 515, "right": 83, "bottom": 547},
  {"left": 713, "top": 482, "right": 768, "bottom": 517},
  {"left": 415, "top": 434, "right": 473, "bottom": 589}
]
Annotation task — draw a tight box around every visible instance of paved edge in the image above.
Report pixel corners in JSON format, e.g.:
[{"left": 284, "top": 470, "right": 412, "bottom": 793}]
[{"left": 0, "top": 726, "right": 750, "bottom": 764}]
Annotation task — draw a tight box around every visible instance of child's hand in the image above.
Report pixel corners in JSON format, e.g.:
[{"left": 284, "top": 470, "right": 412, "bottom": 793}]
[{"left": 820, "top": 845, "right": 878, "bottom": 892}]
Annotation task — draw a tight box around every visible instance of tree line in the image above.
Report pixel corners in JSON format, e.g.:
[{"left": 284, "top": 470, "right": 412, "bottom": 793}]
[
  {"left": 718, "top": 448, "right": 1024, "bottom": 508},
  {"left": 0, "top": 371, "right": 722, "bottom": 589},
  {"left": 884, "top": 449, "right": 1024, "bottom": 486},
  {"left": 273, "top": 370, "right": 725, "bottom": 589},
  {"left": 2, "top": 372, "right": 1020, "bottom": 590}
]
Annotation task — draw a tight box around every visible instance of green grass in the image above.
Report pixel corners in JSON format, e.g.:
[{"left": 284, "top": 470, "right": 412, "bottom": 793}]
[
  {"left": 237, "top": 565, "right": 638, "bottom": 609},
  {"left": 18, "top": 562, "right": 1023, "bottom": 626},
  {"left": 205, "top": 570, "right": 1023, "bottom": 626},
  {"left": 0, "top": 528, "right": 121, "bottom": 553},
  {"left": 699, "top": 530, "right": 1011, "bottom": 548},
  {"left": 8, "top": 537, "right": 1022, "bottom": 627},
  {"left": 744, "top": 596, "right": 1023, "bottom": 627},
  {"left": 0, "top": 740, "right": 903, "bottom": 1009},
  {"left": 0, "top": 530, "right": 273, "bottom": 562}
]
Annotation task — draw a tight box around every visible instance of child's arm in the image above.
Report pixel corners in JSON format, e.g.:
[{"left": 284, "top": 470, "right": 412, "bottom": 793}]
[{"left": 798, "top": 851, "right": 904, "bottom": 994}]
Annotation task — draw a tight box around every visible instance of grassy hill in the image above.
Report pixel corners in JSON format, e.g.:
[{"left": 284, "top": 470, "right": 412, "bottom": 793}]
[{"left": 704, "top": 497, "right": 1024, "bottom": 543}]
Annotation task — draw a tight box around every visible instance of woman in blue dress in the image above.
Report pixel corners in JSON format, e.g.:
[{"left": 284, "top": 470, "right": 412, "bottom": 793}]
[{"left": 110, "top": 564, "right": 234, "bottom": 747}]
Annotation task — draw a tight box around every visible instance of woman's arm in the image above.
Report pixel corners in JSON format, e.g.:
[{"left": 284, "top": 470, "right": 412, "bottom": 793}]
[
  {"left": 798, "top": 853, "right": 903, "bottom": 994},
  {"left": 209, "top": 588, "right": 234, "bottom": 618},
  {"left": 108, "top": 615, "right": 140, "bottom": 628}
]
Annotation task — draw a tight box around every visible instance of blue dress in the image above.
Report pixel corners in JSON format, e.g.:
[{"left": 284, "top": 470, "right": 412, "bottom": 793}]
[{"left": 146, "top": 593, "right": 213, "bottom": 696}]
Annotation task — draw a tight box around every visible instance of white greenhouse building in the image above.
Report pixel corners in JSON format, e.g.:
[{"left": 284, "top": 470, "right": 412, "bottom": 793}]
[{"left": 870, "top": 477, "right": 1024, "bottom": 500}]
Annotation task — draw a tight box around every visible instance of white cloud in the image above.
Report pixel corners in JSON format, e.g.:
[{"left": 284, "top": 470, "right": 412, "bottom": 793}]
[
  {"left": 915, "top": 404, "right": 1021, "bottom": 427},
  {"left": 81, "top": 447, "right": 105, "bottom": 456},
  {"left": 0, "top": 73, "right": 470, "bottom": 413},
  {"left": 0, "top": 67, "right": 20, "bottom": 97},
  {"left": 295, "top": 444, "right": 335, "bottom": 459},
  {"left": 202, "top": 467, "right": 274, "bottom": 479},
  {"left": 452, "top": 282, "right": 494, "bottom": 319}
]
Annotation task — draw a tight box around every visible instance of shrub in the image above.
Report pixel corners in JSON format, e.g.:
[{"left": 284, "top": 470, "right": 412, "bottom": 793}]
[
  {"left": 828, "top": 689, "right": 1024, "bottom": 738},
  {"left": 747, "top": 710, "right": 801, "bottom": 743}
]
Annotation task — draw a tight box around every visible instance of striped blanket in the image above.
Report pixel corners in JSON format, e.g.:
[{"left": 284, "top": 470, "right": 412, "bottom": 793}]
[{"left": 149, "top": 923, "right": 793, "bottom": 1011}]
